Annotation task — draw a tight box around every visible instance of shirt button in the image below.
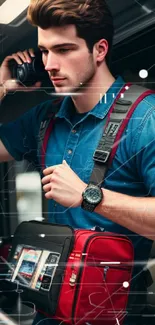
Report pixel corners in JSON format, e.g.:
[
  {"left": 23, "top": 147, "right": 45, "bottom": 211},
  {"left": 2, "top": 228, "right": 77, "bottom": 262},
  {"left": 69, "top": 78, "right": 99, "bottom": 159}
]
[
  {"left": 68, "top": 149, "right": 72, "bottom": 154},
  {"left": 72, "top": 129, "right": 76, "bottom": 133}
]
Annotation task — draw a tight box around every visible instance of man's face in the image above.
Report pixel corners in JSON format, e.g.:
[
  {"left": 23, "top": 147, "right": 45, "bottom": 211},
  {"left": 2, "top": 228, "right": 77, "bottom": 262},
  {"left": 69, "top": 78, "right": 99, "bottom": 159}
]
[{"left": 38, "top": 25, "right": 96, "bottom": 94}]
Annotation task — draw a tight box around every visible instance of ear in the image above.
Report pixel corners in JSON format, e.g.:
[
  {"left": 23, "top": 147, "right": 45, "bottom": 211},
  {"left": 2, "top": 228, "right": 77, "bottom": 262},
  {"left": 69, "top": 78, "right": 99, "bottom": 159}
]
[{"left": 95, "top": 39, "right": 109, "bottom": 63}]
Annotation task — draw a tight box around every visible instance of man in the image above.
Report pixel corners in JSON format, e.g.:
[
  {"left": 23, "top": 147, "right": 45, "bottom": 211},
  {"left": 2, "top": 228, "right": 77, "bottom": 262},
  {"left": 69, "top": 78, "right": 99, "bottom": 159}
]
[{"left": 0, "top": 0, "right": 155, "bottom": 324}]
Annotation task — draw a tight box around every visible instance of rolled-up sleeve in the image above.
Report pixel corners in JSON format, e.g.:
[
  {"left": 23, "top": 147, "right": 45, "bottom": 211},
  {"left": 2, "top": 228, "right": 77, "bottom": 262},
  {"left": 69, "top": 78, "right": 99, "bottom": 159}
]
[{"left": 0, "top": 105, "right": 40, "bottom": 163}]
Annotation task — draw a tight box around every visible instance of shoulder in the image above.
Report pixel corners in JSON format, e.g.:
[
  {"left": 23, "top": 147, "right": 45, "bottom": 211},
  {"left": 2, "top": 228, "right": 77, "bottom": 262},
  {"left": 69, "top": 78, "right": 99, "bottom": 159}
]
[
  {"left": 30, "top": 97, "right": 63, "bottom": 120},
  {"left": 128, "top": 88, "right": 155, "bottom": 152},
  {"left": 123, "top": 85, "right": 155, "bottom": 126},
  {"left": 133, "top": 90, "right": 155, "bottom": 115},
  {"left": 22, "top": 96, "right": 64, "bottom": 128},
  {"left": 118, "top": 86, "right": 155, "bottom": 154},
  {"left": 0, "top": 97, "right": 64, "bottom": 139}
]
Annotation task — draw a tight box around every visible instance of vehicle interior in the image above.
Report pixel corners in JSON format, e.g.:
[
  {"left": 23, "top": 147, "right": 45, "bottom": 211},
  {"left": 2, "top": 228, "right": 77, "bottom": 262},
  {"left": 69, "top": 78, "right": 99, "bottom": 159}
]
[{"left": 0, "top": 0, "right": 155, "bottom": 324}]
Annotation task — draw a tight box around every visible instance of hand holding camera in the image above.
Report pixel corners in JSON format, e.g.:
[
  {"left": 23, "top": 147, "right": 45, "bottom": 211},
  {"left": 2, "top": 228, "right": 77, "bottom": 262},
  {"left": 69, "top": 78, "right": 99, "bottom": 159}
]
[{"left": 0, "top": 49, "right": 48, "bottom": 93}]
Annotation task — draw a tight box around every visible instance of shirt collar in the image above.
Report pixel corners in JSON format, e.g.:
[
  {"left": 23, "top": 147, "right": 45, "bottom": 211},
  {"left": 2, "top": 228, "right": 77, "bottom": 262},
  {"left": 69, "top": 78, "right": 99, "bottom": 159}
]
[{"left": 56, "top": 76, "right": 125, "bottom": 120}]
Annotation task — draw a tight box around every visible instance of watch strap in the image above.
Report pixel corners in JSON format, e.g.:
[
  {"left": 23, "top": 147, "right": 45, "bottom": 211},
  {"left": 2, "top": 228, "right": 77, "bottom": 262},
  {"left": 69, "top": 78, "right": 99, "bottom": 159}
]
[{"left": 81, "top": 200, "right": 96, "bottom": 212}]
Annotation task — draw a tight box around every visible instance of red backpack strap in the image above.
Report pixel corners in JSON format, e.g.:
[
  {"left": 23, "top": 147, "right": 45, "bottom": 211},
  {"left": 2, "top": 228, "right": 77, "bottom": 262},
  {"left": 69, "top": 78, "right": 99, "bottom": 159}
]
[
  {"left": 90, "top": 84, "right": 155, "bottom": 185},
  {"left": 109, "top": 86, "right": 155, "bottom": 164},
  {"left": 38, "top": 98, "right": 63, "bottom": 170}
]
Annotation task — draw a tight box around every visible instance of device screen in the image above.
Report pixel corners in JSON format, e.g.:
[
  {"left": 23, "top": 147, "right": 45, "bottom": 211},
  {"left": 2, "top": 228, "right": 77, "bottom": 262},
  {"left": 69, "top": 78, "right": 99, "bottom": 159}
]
[{"left": 7, "top": 244, "right": 60, "bottom": 292}]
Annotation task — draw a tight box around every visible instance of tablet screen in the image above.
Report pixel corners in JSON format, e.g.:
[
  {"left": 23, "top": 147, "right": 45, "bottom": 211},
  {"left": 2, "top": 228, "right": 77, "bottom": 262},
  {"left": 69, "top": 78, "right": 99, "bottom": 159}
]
[{"left": 7, "top": 245, "right": 60, "bottom": 291}]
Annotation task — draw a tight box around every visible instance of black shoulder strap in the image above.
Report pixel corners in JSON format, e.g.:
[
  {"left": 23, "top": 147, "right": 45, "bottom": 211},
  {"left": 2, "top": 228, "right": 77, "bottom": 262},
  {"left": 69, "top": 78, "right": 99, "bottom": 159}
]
[
  {"left": 37, "top": 85, "right": 155, "bottom": 177},
  {"left": 90, "top": 84, "right": 155, "bottom": 185},
  {"left": 37, "top": 98, "right": 63, "bottom": 170}
]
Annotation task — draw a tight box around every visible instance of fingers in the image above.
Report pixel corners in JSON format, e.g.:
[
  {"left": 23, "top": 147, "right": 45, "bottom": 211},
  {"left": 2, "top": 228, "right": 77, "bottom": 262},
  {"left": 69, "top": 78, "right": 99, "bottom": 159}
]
[
  {"left": 43, "top": 165, "right": 58, "bottom": 176},
  {"left": 29, "top": 48, "right": 35, "bottom": 57},
  {"left": 42, "top": 174, "right": 52, "bottom": 185},
  {"left": 1, "top": 49, "right": 35, "bottom": 69},
  {"left": 45, "top": 191, "right": 52, "bottom": 199},
  {"left": 11, "top": 53, "right": 26, "bottom": 65},
  {"left": 63, "top": 160, "right": 68, "bottom": 166},
  {"left": 22, "top": 49, "right": 35, "bottom": 63},
  {"left": 43, "top": 183, "right": 51, "bottom": 192},
  {"left": 4, "top": 49, "right": 35, "bottom": 66},
  {"left": 43, "top": 162, "right": 68, "bottom": 176},
  {"left": 13, "top": 49, "right": 35, "bottom": 64}
]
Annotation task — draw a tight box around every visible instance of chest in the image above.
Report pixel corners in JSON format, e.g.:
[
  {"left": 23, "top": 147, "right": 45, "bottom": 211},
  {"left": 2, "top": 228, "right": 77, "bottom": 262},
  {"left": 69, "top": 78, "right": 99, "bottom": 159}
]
[{"left": 44, "top": 117, "right": 140, "bottom": 188}]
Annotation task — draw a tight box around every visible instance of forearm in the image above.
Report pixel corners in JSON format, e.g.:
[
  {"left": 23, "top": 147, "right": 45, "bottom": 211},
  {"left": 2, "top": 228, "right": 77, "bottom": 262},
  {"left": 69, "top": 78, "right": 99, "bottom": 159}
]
[{"left": 95, "top": 188, "right": 155, "bottom": 240}]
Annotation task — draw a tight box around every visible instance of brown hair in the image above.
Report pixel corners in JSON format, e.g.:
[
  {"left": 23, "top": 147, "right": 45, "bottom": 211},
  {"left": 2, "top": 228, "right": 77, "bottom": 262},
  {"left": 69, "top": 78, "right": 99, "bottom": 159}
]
[{"left": 27, "top": 0, "right": 114, "bottom": 65}]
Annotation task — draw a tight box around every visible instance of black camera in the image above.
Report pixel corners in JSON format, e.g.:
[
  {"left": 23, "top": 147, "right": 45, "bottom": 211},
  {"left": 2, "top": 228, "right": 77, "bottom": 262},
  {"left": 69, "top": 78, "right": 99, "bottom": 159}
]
[{"left": 9, "top": 51, "right": 49, "bottom": 86}]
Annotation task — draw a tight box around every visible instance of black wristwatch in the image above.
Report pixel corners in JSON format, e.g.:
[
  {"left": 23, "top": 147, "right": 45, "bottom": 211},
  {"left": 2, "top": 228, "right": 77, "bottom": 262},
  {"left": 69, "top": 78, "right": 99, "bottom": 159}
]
[{"left": 81, "top": 183, "right": 103, "bottom": 212}]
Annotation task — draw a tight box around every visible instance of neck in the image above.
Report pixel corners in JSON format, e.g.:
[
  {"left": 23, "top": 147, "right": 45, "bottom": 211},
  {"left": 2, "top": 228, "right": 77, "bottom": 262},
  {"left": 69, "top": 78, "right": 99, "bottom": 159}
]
[{"left": 72, "top": 64, "right": 115, "bottom": 113}]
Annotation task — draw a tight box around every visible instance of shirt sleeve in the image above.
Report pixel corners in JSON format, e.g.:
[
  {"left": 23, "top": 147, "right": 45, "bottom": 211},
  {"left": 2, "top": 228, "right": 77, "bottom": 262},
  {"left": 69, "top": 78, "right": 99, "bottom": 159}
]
[
  {"left": 0, "top": 101, "right": 50, "bottom": 163},
  {"left": 132, "top": 96, "right": 155, "bottom": 196}
]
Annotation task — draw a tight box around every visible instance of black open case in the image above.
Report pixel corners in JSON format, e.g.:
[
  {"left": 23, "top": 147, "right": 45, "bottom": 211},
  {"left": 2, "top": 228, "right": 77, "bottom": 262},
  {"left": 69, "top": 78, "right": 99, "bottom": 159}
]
[{"left": 1, "top": 221, "right": 74, "bottom": 315}]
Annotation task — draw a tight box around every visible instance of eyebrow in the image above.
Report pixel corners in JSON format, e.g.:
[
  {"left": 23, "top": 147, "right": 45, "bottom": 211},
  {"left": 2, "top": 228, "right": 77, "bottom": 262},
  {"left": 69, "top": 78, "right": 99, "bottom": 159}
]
[{"left": 38, "top": 43, "right": 78, "bottom": 50}]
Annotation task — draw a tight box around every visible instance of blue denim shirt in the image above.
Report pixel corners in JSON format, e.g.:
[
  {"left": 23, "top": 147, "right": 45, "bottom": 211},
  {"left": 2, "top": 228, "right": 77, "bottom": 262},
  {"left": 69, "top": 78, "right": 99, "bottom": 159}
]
[
  {"left": 45, "top": 76, "right": 155, "bottom": 263},
  {"left": 0, "top": 76, "right": 155, "bottom": 263}
]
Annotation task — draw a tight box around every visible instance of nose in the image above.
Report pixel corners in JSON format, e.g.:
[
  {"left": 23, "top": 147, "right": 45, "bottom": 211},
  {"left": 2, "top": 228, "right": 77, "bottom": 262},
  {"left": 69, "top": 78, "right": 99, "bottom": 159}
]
[{"left": 44, "top": 52, "right": 60, "bottom": 72}]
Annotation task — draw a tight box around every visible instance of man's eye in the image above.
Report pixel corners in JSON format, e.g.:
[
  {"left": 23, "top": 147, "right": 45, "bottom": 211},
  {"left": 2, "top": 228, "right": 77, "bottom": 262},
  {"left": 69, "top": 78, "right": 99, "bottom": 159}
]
[
  {"left": 41, "top": 50, "right": 48, "bottom": 55},
  {"left": 59, "top": 49, "right": 70, "bottom": 53}
]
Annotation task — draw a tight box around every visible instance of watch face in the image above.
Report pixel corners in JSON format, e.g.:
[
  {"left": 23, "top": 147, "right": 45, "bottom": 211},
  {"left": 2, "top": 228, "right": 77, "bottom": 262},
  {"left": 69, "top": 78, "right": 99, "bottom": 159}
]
[{"left": 83, "top": 185, "right": 103, "bottom": 204}]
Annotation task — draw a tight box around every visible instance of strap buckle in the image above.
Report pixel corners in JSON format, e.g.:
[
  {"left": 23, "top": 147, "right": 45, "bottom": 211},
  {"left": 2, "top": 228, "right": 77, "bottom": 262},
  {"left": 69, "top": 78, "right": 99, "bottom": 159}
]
[{"left": 93, "top": 149, "right": 110, "bottom": 163}]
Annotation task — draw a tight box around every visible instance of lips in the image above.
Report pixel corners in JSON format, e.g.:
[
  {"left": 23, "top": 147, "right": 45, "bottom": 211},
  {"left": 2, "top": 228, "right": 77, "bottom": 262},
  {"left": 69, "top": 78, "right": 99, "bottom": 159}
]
[{"left": 51, "top": 78, "right": 66, "bottom": 81}]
